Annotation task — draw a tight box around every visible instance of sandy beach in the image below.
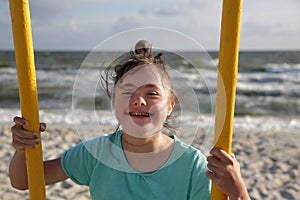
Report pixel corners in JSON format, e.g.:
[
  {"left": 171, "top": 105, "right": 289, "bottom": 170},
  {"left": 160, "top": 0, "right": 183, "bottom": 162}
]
[{"left": 0, "top": 124, "right": 299, "bottom": 200}]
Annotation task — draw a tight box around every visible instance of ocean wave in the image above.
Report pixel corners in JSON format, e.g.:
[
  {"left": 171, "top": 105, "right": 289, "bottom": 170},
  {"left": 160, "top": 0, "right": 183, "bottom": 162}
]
[
  {"left": 1, "top": 108, "right": 299, "bottom": 132},
  {"left": 1, "top": 51, "right": 299, "bottom": 123}
]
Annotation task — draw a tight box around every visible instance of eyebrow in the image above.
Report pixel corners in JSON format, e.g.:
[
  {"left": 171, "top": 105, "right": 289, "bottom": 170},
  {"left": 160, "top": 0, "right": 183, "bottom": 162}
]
[
  {"left": 144, "top": 84, "right": 160, "bottom": 89},
  {"left": 119, "top": 83, "right": 135, "bottom": 90},
  {"left": 119, "top": 83, "right": 160, "bottom": 90}
]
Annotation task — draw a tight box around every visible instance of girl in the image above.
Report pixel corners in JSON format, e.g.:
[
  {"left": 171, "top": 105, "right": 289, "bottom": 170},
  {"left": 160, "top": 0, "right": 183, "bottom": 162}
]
[{"left": 9, "top": 40, "right": 250, "bottom": 200}]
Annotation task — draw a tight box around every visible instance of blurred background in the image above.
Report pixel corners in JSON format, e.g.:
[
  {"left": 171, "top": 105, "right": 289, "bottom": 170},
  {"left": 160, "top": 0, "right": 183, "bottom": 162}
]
[
  {"left": 1, "top": 0, "right": 299, "bottom": 131},
  {"left": 0, "top": 0, "right": 299, "bottom": 199}
]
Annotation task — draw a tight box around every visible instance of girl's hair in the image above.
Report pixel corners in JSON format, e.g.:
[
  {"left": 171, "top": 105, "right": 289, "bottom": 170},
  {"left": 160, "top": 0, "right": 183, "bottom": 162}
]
[{"left": 101, "top": 40, "right": 177, "bottom": 133}]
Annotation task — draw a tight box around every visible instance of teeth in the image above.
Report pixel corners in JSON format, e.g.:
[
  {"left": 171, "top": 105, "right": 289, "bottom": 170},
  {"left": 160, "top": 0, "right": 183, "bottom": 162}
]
[{"left": 130, "top": 112, "right": 149, "bottom": 117}]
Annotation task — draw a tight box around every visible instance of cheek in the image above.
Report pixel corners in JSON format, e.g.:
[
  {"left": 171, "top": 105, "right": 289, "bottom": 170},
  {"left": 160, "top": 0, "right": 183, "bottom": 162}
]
[
  {"left": 149, "top": 103, "right": 169, "bottom": 120},
  {"left": 113, "top": 94, "right": 130, "bottom": 114}
]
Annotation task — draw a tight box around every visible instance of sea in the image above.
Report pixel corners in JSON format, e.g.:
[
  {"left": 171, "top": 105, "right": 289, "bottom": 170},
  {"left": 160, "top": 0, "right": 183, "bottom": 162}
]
[{"left": 0, "top": 50, "right": 299, "bottom": 134}]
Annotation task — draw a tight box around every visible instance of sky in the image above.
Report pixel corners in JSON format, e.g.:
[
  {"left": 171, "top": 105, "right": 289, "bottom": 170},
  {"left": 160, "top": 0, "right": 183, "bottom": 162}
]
[{"left": 0, "top": 0, "right": 299, "bottom": 51}]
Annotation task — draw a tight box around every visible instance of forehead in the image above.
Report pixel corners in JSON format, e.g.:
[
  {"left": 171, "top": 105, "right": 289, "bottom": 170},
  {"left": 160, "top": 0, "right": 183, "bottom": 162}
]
[{"left": 117, "top": 64, "right": 164, "bottom": 89}]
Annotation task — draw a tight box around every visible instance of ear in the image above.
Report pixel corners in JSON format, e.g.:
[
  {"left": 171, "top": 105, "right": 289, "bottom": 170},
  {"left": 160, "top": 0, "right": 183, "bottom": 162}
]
[{"left": 167, "top": 100, "right": 175, "bottom": 116}]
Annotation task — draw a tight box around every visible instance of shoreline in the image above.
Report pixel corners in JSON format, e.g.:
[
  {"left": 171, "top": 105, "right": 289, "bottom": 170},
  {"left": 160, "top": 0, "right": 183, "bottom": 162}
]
[{"left": 1, "top": 124, "right": 299, "bottom": 199}]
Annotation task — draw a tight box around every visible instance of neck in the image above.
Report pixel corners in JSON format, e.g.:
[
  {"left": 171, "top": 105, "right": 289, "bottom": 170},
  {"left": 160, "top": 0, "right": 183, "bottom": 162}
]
[{"left": 122, "top": 131, "right": 172, "bottom": 153}]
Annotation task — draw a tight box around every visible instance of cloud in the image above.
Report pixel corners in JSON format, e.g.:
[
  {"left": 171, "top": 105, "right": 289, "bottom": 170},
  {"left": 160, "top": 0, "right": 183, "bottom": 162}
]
[
  {"left": 112, "top": 17, "right": 142, "bottom": 33},
  {"left": 29, "top": 0, "right": 108, "bottom": 26},
  {"left": 30, "top": 0, "right": 73, "bottom": 21},
  {"left": 142, "top": 0, "right": 220, "bottom": 17},
  {"left": 68, "top": 19, "right": 79, "bottom": 32},
  {"left": 153, "top": 4, "right": 188, "bottom": 16},
  {"left": 1, "top": 0, "right": 299, "bottom": 50},
  {"left": 240, "top": 0, "right": 300, "bottom": 47}
]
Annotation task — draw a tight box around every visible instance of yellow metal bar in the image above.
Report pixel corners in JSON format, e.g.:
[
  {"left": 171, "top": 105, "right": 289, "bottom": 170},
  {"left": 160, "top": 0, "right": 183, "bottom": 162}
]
[
  {"left": 9, "top": 0, "right": 46, "bottom": 199},
  {"left": 212, "top": 0, "right": 243, "bottom": 199}
]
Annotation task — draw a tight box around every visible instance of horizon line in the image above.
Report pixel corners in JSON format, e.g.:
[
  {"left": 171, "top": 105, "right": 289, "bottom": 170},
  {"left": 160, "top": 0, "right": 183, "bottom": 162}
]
[{"left": 1, "top": 48, "right": 300, "bottom": 52}]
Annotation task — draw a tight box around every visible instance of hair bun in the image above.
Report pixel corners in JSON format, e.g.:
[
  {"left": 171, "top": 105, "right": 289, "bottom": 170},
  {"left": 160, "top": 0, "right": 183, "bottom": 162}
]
[{"left": 134, "top": 40, "right": 152, "bottom": 57}]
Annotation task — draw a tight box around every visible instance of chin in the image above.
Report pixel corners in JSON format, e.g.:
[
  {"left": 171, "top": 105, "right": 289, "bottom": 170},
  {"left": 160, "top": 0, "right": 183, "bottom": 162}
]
[{"left": 121, "top": 124, "right": 163, "bottom": 139}]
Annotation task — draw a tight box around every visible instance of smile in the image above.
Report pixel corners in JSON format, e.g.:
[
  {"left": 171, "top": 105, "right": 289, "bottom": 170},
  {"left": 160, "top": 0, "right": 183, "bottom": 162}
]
[{"left": 129, "top": 112, "right": 150, "bottom": 117}]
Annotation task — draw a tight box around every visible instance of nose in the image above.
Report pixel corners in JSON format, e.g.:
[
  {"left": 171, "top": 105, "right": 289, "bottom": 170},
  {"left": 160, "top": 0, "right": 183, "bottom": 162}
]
[{"left": 131, "top": 95, "right": 147, "bottom": 106}]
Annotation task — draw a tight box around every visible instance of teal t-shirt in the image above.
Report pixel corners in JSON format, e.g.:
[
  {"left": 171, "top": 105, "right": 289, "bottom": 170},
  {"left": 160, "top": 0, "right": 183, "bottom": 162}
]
[{"left": 61, "top": 130, "right": 211, "bottom": 199}]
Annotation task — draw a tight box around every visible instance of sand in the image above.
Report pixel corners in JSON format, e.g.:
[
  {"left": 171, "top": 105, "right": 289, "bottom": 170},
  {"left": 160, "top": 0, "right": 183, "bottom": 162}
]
[{"left": 0, "top": 124, "right": 299, "bottom": 200}]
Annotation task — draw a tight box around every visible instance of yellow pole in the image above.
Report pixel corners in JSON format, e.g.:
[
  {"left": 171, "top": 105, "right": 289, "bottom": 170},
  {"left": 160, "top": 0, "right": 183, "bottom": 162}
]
[
  {"left": 211, "top": 0, "right": 243, "bottom": 199},
  {"left": 9, "top": 0, "right": 46, "bottom": 199}
]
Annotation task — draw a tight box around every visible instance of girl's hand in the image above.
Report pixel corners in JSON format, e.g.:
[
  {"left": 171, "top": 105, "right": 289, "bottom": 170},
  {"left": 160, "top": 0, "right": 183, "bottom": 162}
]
[
  {"left": 206, "top": 148, "right": 250, "bottom": 200},
  {"left": 11, "top": 116, "right": 46, "bottom": 151}
]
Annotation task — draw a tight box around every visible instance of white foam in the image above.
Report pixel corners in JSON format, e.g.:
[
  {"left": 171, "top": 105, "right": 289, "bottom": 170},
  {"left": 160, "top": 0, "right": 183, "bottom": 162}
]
[
  {"left": 234, "top": 116, "right": 300, "bottom": 132},
  {"left": 1, "top": 108, "right": 299, "bottom": 132}
]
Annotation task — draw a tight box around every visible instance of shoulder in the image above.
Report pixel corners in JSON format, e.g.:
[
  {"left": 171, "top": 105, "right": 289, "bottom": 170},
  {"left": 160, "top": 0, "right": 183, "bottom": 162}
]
[
  {"left": 60, "top": 131, "right": 121, "bottom": 184},
  {"left": 166, "top": 135, "right": 207, "bottom": 172},
  {"left": 173, "top": 135, "right": 206, "bottom": 161},
  {"left": 62, "top": 131, "right": 120, "bottom": 159}
]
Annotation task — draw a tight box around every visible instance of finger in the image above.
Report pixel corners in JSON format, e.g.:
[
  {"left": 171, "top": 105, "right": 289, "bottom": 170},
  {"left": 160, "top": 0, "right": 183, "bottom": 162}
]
[
  {"left": 210, "top": 148, "right": 232, "bottom": 162},
  {"left": 205, "top": 170, "right": 214, "bottom": 179},
  {"left": 40, "top": 122, "right": 47, "bottom": 132},
  {"left": 207, "top": 155, "right": 223, "bottom": 168},
  {"left": 12, "top": 139, "right": 39, "bottom": 151},
  {"left": 13, "top": 139, "right": 39, "bottom": 150},
  {"left": 231, "top": 153, "right": 237, "bottom": 160},
  {"left": 11, "top": 125, "right": 39, "bottom": 140},
  {"left": 13, "top": 133, "right": 40, "bottom": 145},
  {"left": 205, "top": 171, "right": 220, "bottom": 184},
  {"left": 13, "top": 116, "right": 29, "bottom": 127},
  {"left": 207, "top": 163, "right": 219, "bottom": 173},
  {"left": 207, "top": 163, "right": 227, "bottom": 178}
]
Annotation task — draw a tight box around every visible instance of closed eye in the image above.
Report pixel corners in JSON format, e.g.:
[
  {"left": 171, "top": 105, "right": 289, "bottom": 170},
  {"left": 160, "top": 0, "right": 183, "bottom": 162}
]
[
  {"left": 122, "top": 91, "right": 133, "bottom": 95},
  {"left": 147, "top": 91, "right": 159, "bottom": 96}
]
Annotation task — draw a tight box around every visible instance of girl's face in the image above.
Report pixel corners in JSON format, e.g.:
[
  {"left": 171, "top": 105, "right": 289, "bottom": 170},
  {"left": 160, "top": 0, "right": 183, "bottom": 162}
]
[{"left": 113, "top": 64, "right": 175, "bottom": 138}]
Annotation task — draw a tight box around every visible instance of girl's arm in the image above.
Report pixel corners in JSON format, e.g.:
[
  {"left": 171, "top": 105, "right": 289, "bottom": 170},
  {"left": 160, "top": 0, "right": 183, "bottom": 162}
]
[
  {"left": 9, "top": 117, "right": 68, "bottom": 190},
  {"left": 206, "top": 148, "right": 250, "bottom": 200}
]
